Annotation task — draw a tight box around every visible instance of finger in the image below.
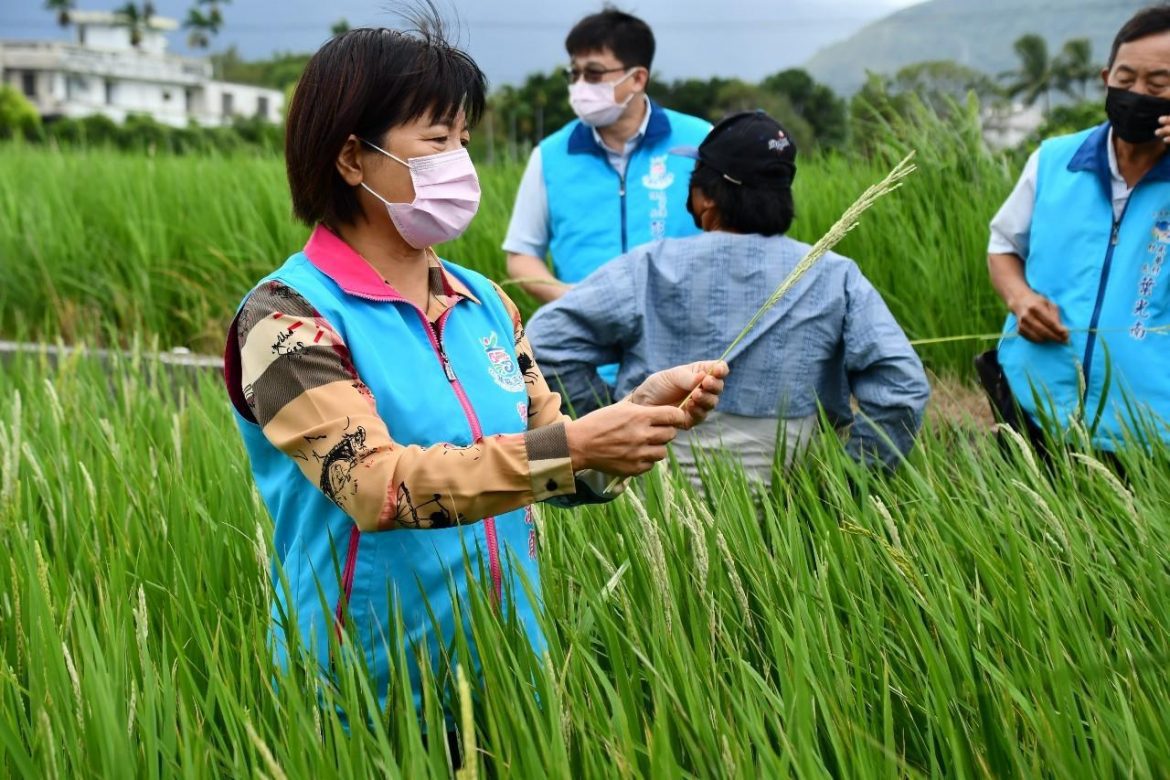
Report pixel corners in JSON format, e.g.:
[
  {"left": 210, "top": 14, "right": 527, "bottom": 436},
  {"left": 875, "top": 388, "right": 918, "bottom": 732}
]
[
  {"left": 699, "top": 374, "right": 725, "bottom": 395},
  {"left": 695, "top": 381, "right": 723, "bottom": 401},
  {"left": 641, "top": 446, "right": 668, "bottom": 463},
  {"left": 1037, "top": 304, "right": 1069, "bottom": 341},
  {"left": 645, "top": 425, "right": 679, "bottom": 445},
  {"left": 1023, "top": 306, "right": 1061, "bottom": 337},
  {"left": 623, "top": 461, "right": 653, "bottom": 477},
  {"left": 1021, "top": 316, "right": 1060, "bottom": 343},
  {"left": 645, "top": 405, "right": 689, "bottom": 428}
]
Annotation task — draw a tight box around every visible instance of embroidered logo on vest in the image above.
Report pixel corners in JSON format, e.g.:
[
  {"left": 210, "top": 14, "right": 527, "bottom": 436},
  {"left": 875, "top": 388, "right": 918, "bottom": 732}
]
[
  {"left": 641, "top": 155, "right": 675, "bottom": 191},
  {"left": 482, "top": 332, "right": 524, "bottom": 392},
  {"left": 1132, "top": 213, "right": 1170, "bottom": 340}
]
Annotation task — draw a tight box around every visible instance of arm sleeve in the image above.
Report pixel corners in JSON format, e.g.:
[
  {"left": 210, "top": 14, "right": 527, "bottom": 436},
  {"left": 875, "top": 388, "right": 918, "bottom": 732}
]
[
  {"left": 490, "top": 281, "right": 623, "bottom": 505},
  {"left": 524, "top": 252, "right": 642, "bottom": 415},
  {"left": 987, "top": 151, "right": 1039, "bottom": 258},
  {"left": 502, "top": 147, "right": 551, "bottom": 259},
  {"left": 840, "top": 265, "right": 932, "bottom": 468},
  {"left": 229, "top": 281, "right": 578, "bottom": 532}
]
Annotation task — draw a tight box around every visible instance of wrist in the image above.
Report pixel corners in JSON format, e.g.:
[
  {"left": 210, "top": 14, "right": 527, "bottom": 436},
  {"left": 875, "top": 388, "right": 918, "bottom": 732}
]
[
  {"left": 564, "top": 418, "right": 588, "bottom": 471},
  {"left": 1004, "top": 286, "right": 1035, "bottom": 314}
]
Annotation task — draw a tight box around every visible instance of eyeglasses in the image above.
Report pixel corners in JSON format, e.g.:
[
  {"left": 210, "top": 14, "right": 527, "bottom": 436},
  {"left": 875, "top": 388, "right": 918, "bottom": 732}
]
[{"left": 563, "top": 65, "right": 629, "bottom": 84}]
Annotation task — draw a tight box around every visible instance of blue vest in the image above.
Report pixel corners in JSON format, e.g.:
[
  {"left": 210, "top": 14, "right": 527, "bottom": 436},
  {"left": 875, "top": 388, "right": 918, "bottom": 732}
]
[
  {"left": 998, "top": 123, "right": 1170, "bottom": 450},
  {"left": 231, "top": 252, "right": 542, "bottom": 715},
  {"left": 540, "top": 101, "right": 711, "bottom": 284}
]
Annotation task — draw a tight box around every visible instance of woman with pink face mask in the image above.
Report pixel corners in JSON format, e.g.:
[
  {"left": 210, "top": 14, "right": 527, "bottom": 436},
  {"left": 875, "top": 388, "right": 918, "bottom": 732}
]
[{"left": 221, "top": 17, "right": 727, "bottom": 754}]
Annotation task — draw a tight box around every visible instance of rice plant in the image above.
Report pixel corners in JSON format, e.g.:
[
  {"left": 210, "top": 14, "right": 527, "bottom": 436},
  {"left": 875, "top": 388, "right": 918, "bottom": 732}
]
[
  {"left": 1, "top": 348, "right": 1168, "bottom": 777},
  {"left": 0, "top": 100, "right": 1011, "bottom": 377}
]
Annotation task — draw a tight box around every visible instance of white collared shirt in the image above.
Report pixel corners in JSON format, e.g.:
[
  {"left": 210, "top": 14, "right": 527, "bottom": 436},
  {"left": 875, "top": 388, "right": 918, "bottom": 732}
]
[
  {"left": 988, "top": 128, "right": 1134, "bottom": 257},
  {"left": 502, "top": 96, "right": 653, "bottom": 260}
]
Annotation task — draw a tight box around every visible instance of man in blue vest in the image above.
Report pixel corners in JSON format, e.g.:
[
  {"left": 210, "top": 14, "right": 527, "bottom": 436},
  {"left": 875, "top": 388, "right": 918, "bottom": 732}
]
[
  {"left": 985, "top": 4, "right": 1170, "bottom": 454},
  {"left": 503, "top": 8, "right": 711, "bottom": 406}
]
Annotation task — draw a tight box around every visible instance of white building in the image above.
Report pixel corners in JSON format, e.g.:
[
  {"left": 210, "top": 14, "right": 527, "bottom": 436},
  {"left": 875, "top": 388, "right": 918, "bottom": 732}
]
[
  {"left": 0, "top": 10, "right": 283, "bottom": 127},
  {"left": 982, "top": 102, "right": 1047, "bottom": 150}
]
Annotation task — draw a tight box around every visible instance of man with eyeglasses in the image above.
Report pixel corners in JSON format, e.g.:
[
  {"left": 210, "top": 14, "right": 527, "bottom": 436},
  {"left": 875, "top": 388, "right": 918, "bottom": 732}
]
[{"left": 503, "top": 8, "right": 711, "bottom": 412}]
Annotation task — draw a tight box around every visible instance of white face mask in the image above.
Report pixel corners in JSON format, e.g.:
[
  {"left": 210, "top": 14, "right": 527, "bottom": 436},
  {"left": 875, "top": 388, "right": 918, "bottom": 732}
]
[
  {"left": 569, "top": 69, "right": 638, "bottom": 128},
  {"left": 359, "top": 140, "right": 481, "bottom": 249}
]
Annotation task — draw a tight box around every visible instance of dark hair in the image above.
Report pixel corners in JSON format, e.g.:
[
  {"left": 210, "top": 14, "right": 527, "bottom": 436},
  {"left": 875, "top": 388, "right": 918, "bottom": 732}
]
[
  {"left": 1110, "top": 4, "right": 1170, "bottom": 68},
  {"left": 565, "top": 7, "right": 655, "bottom": 70},
  {"left": 285, "top": 23, "right": 486, "bottom": 227},
  {"left": 690, "top": 163, "right": 794, "bottom": 237}
]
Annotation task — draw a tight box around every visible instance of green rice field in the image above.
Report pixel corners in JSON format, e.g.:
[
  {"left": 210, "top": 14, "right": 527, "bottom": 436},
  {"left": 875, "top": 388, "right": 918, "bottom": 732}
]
[
  {"left": 3, "top": 101, "right": 1170, "bottom": 777},
  {"left": 0, "top": 101, "right": 1010, "bottom": 378}
]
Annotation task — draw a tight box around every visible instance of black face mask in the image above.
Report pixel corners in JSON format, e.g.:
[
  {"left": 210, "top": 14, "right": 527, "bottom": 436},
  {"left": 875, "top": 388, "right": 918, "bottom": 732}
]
[{"left": 1106, "top": 86, "right": 1170, "bottom": 144}]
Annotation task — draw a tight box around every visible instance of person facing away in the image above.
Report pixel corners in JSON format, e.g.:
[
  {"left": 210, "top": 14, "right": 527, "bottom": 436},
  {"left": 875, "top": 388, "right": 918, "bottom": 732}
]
[
  {"left": 221, "top": 22, "right": 727, "bottom": 727},
  {"left": 526, "top": 110, "right": 931, "bottom": 486},
  {"left": 986, "top": 4, "right": 1170, "bottom": 453},
  {"left": 503, "top": 8, "right": 712, "bottom": 393}
]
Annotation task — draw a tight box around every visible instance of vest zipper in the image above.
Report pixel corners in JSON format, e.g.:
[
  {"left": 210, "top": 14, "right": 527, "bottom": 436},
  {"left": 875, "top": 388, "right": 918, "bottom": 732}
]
[
  {"left": 619, "top": 171, "right": 628, "bottom": 253},
  {"left": 330, "top": 287, "right": 503, "bottom": 630},
  {"left": 1081, "top": 211, "right": 1127, "bottom": 404},
  {"left": 425, "top": 309, "right": 502, "bottom": 604}
]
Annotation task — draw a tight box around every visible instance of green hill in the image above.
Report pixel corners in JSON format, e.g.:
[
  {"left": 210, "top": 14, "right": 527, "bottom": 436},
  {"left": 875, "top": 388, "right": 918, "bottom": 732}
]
[{"left": 807, "top": 0, "right": 1150, "bottom": 95}]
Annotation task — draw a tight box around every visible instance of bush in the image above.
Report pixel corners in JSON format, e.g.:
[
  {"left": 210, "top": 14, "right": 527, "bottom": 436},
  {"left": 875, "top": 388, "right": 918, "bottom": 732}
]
[
  {"left": 26, "top": 110, "right": 284, "bottom": 156},
  {"left": 0, "top": 85, "right": 42, "bottom": 140}
]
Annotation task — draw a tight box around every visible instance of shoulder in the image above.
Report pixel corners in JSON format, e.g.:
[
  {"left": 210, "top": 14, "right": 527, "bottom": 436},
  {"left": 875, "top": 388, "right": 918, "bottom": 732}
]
[
  {"left": 235, "top": 254, "right": 319, "bottom": 320},
  {"left": 438, "top": 260, "right": 516, "bottom": 316},
  {"left": 233, "top": 279, "right": 338, "bottom": 357},
  {"left": 1037, "top": 124, "right": 1101, "bottom": 161},
  {"left": 662, "top": 108, "right": 713, "bottom": 141},
  {"left": 540, "top": 120, "right": 584, "bottom": 149},
  {"left": 770, "top": 235, "right": 860, "bottom": 285}
]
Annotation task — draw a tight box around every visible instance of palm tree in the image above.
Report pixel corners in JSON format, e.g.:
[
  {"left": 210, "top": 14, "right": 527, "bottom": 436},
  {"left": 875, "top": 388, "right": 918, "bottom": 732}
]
[
  {"left": 184, "top": 8, "right": 212, "bottom": 50},
  {"left": 44, "top": 0, "right": 75, "bottom": 27},
  {"left": 113, "top": 2, "right": 154, "bottom": 47},
  {"left": 197, "top": 0, "right": 230, "bottom": 33},
  {"left": 1054, "top": 38, "right": 1097, "bottom": 100},
  {"left": 1003, "top": 34, "right": 1054, "bottom": 113}
]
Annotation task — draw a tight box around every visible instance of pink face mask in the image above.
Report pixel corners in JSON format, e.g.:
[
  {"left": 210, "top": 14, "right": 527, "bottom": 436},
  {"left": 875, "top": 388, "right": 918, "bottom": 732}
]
[
  {"left": 569, "top": 69, "right": 637, "bottom": 128},
  {"left": 359, "top": 140, "right": 481, "bottom": 249}
]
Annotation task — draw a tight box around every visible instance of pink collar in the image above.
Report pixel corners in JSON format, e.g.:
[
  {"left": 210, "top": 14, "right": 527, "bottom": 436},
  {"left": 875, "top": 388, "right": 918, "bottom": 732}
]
[{"left": 303, "top": 225, "right": 479, "bottom": 303}]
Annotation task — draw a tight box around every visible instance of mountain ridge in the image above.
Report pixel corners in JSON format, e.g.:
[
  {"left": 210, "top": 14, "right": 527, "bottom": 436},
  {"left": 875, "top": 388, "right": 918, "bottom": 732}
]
[{"left": 806, "top": 0, "right": 1150, "bottom": 95}]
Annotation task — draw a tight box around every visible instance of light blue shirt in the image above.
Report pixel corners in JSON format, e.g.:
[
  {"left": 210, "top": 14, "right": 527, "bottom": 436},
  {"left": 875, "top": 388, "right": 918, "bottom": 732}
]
[
  {"left": 502, "top": 96, "right": 653, "bottom": 260},
  {"left": 526, "top": 231, "right": 932, "bottom": 467}
]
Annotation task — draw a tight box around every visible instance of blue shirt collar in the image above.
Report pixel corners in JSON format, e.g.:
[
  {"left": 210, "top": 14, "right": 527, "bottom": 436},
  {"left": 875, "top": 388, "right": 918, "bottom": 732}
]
[
  {"left": 1069, "top": 121, "right": 1170, "bottom": 189},
  {"left": 567, "top": 98, "right": 671, "bottom": 155}
]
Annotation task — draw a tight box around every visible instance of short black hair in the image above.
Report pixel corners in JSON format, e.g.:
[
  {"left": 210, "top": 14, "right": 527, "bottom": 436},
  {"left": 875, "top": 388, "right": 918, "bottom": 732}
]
[
  {"left": 565, "top": 7, "right": 655, "bottom": 70},
  {"left": 1110, "top": 4, "right": 1170, "bottom": 68},
  {"left": 285, "top": 23, "right": 486, "bottom": 227},
  {"left": 690, "top": 162, "right": 795, "bottom": 237}
]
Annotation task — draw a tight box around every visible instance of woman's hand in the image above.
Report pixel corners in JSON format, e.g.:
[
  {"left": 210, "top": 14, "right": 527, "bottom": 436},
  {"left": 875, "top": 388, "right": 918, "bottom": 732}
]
[
  {"left": 629, "top": 361, "right": 729, "bottom": 429},
  {"left": 565, "top": 402, "right": 689, "bottom": 476}
]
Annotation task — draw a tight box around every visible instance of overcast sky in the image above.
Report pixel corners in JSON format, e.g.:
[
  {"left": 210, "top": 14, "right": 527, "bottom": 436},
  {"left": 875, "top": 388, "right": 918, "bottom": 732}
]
[{"left": 2, "top": 0, "right": 922, "bottom": 86}]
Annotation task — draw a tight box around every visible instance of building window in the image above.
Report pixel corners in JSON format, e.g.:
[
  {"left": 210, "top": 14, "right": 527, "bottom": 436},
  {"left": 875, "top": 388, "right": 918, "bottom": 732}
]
[
  {"left": 256, "top": 96, "right": 269, "bottom": 119},
  {"left": 184, "top": 88, "right": 195, "bottom": 115},
  {"left": 221, "top": 92, "right": 234, "bottom": 118},
  {"left": 66, "top": 74, "right": 85, "bottom": 100},
  {"left": 21, "top": 71, "right": 36, "bottom": 99},
  {"left": 104, "top": 79, "right": 114, "bottom": 105}
]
